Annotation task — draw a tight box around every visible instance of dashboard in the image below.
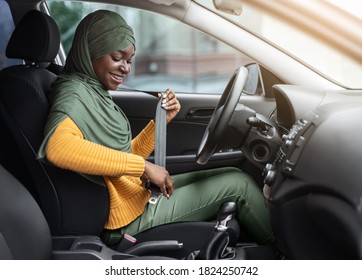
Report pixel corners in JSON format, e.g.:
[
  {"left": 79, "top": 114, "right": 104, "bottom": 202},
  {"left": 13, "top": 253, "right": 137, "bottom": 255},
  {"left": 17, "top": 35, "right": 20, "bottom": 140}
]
[{"left": 261, "top": 84, "right": 362, "bottom": 259}]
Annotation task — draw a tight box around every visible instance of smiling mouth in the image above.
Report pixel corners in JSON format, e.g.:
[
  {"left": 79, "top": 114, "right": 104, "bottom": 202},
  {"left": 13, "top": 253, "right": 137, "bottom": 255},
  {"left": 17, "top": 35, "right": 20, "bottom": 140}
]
[{"left": 110, "top": 73, "right": 124, "bottom": 83}]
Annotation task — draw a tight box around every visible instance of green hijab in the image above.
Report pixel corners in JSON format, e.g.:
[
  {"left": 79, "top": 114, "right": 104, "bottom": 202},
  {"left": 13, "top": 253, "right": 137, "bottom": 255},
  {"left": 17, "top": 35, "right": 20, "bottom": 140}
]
[{"left": 38, "top": 10, "right": 136, "bottom": 184}]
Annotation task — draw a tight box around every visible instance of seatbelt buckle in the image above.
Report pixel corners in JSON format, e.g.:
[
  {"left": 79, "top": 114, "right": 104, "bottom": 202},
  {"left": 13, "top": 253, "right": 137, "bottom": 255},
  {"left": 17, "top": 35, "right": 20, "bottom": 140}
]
[{"left": 146, "top": 181, "right": 161, "bottom": 204}]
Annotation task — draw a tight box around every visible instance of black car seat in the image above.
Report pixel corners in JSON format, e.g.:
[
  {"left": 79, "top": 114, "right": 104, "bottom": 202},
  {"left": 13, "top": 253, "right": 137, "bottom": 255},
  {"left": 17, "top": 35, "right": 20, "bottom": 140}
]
[
  {"left": 0, "top": 164, "right": 174, "bottom": 260},
  {"left": 0, "top": 9, "right": 109, "bottom": 236},
  {"left": 0, "top": 164, "right": 52, "bottom": 260},
  {"left": 0, "top": 10, "right": 241, "bottom": 259}
]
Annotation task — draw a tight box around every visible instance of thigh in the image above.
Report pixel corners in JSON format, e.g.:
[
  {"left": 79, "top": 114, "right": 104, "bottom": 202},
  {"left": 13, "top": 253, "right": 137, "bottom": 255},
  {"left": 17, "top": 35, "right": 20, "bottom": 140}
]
[
  {"left": 172, "top": 167, "right": 240, "bottom": 189},
  {"left": 122, "top": 167, "right": 249, "bottom": 236}
]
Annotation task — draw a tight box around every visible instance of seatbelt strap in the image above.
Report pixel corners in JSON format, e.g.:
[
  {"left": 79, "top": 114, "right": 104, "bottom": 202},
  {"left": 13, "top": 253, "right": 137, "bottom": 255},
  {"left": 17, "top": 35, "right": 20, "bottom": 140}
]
[
  {"left": 147, "top": 96, "right": 167, "bottom": 204},
  {"left": 154, "top": 96, "right": 167, "bottom": 167}
]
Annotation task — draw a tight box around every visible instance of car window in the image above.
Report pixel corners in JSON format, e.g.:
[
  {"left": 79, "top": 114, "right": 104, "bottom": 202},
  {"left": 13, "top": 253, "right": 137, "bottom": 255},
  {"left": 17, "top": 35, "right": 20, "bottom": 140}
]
[
  {"left": 47, "top": 1, "right": 254, "bottom": 94},
  {"left": 197, "top": 0, "right": 362, "bottom": 89},
  {"left": 0, "top": 0, "right": 22, "bottom": 70}
]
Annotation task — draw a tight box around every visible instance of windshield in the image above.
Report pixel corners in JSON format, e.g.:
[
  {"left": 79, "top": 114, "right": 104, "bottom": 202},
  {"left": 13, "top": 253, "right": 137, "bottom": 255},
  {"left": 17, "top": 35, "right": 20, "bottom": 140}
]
[{"left": 197, "top": 0, "right": 362, "bottom": 89}]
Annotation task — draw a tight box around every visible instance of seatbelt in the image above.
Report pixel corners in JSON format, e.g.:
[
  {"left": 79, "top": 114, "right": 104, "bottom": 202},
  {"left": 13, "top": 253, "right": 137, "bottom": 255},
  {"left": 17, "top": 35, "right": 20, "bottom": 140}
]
[
  {"left": 114, "top": 97, "right": 167, "bottom": 252},
  {"left": 154, "top": 96, "right": 167, "bottom": 168},
  {"left": 146, "top": 96, "right": 167, "bottom": 204}
]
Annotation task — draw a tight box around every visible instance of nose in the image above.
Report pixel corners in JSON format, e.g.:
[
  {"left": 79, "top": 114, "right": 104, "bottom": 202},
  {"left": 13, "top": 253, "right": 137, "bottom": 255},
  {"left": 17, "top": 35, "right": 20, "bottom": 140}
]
[{"left": 119, "top": 60, "right": 131, "bottom": 74}]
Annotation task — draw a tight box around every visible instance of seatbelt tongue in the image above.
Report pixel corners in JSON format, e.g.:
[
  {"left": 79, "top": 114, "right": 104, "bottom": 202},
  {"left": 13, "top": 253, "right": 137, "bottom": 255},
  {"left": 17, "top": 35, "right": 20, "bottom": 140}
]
[
  {"left": 148, "top": 96, "right": 167, "bottom": 204},
  {"left": 147, "top": 181, "right": 162, "bottom": 204}
]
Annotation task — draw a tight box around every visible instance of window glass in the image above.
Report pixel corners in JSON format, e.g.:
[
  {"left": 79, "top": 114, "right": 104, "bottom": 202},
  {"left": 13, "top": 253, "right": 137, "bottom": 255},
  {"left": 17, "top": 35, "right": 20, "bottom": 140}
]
[
  {"left": 196, "top": 0, "right": 362, "bottom": 89},
  {"left": 47, "top": 1, "right": 252, "bottom": 94},
  {"left": 0, "top": 0, "right": 22, "bottom": 70}
]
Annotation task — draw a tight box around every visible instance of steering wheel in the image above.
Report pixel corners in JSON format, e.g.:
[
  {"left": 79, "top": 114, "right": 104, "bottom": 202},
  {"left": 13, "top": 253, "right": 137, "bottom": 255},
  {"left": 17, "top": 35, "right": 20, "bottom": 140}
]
[{"left": 196, "top": 66, "right": 248, "bottom": 165}]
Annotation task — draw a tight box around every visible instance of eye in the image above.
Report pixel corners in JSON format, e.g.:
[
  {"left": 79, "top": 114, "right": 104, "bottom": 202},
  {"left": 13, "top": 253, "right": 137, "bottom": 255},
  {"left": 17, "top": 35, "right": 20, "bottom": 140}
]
[
  {"left": 112, "top": 56, "right": 121, "bottom": 62},
  {"left": 127, "top": 60, "right": 133, "bottom": 65}
]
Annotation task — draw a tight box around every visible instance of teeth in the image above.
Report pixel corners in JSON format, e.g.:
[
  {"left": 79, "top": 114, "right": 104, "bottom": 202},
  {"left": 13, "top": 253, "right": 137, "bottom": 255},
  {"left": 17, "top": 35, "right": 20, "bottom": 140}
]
[{"left": 111, "top": 74, "right": 123, "bottom": 81}]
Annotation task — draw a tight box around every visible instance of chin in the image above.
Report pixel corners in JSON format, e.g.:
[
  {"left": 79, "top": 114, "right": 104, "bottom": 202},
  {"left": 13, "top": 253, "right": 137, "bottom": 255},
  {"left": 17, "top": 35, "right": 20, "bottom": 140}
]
[{"left": 106, "top": 83, "right": 118, "bottom": 91}]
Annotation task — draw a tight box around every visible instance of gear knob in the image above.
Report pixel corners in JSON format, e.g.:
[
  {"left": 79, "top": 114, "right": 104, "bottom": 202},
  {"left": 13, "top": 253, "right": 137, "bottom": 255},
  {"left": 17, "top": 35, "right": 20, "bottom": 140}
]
[{"left": 215, "top": 202, "right": 237, "bottom": 231}]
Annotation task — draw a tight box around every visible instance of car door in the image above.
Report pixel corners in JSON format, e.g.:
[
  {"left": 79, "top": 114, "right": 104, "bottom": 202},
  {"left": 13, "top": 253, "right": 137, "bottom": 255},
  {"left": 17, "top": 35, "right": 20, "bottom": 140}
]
[{"left": 111, "top": 84, "right": 277, "bottom": 176}]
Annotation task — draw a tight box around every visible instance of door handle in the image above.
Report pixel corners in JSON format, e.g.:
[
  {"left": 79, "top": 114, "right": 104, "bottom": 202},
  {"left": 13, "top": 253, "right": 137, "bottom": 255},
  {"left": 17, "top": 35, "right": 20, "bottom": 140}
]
[{"left": 186, "top": 108, "right": 214, "bottom": 121}]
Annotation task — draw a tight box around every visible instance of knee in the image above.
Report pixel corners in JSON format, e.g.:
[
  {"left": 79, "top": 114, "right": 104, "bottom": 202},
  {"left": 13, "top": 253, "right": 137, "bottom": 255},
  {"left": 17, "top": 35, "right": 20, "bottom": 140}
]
[{"left": 226, "top": 169, "right": 257, "bottom": 189}]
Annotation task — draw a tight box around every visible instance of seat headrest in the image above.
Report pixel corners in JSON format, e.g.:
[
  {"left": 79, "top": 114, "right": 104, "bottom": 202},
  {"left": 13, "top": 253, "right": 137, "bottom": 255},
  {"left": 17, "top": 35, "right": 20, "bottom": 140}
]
[{"left": 6, "top": 10, "right": 60, "bottom": 63}]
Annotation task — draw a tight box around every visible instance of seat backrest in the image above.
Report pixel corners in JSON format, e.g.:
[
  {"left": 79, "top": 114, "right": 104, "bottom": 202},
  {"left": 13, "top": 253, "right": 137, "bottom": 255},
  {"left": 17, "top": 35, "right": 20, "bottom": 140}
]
[
  {"left": 0, "top": 10, "right": 109, "bottom": 236},
  {"left": 0, "top": 164, "right": 52, "bottom": 260}
]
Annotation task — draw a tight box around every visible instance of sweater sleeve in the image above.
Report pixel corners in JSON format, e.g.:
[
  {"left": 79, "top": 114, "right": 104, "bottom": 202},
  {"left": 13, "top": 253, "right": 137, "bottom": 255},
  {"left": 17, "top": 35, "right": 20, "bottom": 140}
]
[
  {"left": 131, "top": 120, "right": 155, "bottom": 159},
  {"left": 46, "top": 117, "right": 145, "bottom": 177}
]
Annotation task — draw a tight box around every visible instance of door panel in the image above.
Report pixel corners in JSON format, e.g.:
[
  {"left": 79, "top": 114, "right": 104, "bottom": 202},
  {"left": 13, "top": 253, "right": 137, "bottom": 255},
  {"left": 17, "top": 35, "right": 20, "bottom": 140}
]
[{"left": 111, "top": 90, "right": 276, "bottom": 174}]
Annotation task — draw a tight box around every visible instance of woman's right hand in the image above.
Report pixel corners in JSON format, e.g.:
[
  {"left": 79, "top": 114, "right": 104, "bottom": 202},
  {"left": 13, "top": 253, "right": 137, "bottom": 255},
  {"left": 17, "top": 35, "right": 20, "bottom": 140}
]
[{"left": 143, "top": 161, "right": 174, "bottom": 199}]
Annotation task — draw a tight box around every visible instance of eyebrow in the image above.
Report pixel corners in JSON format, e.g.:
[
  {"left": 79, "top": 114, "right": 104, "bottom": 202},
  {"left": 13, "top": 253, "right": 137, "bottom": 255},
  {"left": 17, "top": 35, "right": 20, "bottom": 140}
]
[{"left": 117, "top": 50, "right": 135, "bottom": 58}]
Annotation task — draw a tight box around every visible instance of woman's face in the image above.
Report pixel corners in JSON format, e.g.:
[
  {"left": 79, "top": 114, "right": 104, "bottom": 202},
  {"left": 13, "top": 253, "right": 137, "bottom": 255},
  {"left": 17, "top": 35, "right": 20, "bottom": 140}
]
[{"left": 92, "top": 44, "right": 135, "bottom": 90}]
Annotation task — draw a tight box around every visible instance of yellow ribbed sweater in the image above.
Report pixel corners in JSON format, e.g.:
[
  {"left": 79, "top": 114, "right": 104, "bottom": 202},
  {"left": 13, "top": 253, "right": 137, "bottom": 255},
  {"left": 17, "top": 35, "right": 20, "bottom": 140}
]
[{"left": 46, "top": 117, "right": 154, "bottom": 229}]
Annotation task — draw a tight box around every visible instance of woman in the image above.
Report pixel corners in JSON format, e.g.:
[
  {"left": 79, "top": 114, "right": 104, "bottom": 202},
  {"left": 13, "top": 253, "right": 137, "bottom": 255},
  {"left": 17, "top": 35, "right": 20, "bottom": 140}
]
[{"left": 38, "top": 10, "right": 274, "bottom": 247}]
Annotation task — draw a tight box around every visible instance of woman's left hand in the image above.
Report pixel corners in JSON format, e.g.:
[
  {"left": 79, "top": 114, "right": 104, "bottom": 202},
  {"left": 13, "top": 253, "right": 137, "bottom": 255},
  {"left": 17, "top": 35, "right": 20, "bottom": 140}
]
[{"left": 159, "top": 89, "right": 181, "bottom": 124}]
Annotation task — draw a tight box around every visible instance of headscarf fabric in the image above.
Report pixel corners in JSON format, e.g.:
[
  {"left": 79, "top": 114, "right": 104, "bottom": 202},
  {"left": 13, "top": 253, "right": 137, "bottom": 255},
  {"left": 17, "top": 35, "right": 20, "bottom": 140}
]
[
  {"left": 38, "top": 10, "right": 136, "bottom": 185},
  {"left": 64, "top": 9, "right": 135, "bottom": 78}
]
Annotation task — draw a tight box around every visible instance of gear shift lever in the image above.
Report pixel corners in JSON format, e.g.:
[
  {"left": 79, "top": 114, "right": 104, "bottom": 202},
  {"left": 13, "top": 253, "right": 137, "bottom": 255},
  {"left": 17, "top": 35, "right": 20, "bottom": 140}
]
[
  {"left": 194, "top": 202, "right": 237, "bottom": 260},
  {"left": 215, "top": 202, "right": 237, "bottom": 231}
]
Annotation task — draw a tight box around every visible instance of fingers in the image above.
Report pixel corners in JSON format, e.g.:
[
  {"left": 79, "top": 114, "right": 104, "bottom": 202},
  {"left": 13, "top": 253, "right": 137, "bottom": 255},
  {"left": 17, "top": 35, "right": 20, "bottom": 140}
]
[
  {"left": 157, "top": 183, "right": 173, "bottom": 199},
  {"left": 158, "top": 88, "right": 181, "bottom": 124},
  {"left": 165, "top": 176, "right": 174, "bottom": 198},
  {"left": 158, "top": 175, "right": 174, "bottom": 199},
  {"left": 143, "top": 161, "right": 174, "bottom": 199},
  {"left": 160, "top": 89, "right": 181, "bottom": 112}
]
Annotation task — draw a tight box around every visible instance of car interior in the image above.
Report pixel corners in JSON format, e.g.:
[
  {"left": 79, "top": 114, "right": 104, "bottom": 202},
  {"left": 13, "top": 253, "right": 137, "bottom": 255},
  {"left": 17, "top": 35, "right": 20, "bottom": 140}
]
[
  {"left": 0, "top": 0, "right": 361, "bottom": 261},
  {"left": 0, "top": 8, "right": 258, "bottom": 260}
]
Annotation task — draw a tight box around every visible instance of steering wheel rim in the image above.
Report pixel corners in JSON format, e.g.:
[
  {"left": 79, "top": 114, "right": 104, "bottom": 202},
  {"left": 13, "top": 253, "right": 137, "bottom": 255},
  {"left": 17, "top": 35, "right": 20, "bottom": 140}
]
[{"left": 196, "top": 66, "right": 248, "bottom": 165}]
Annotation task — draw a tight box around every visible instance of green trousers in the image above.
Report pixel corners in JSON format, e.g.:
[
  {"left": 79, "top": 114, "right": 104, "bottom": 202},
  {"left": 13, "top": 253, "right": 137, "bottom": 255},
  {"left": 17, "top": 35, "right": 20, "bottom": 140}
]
[{"left": 105, "top": 167, "right": 275, "bottom": 246}]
